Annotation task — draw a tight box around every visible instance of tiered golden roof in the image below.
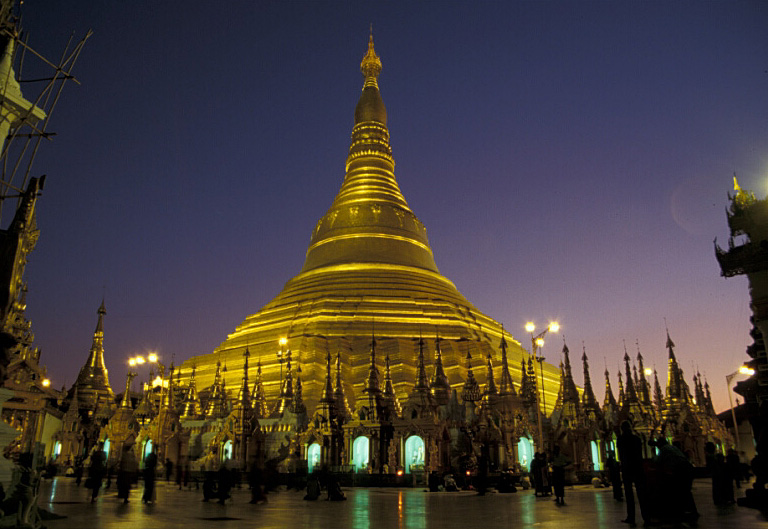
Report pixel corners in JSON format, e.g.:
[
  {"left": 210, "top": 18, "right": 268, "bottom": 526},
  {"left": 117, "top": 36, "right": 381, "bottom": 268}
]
[{"left": 180, "top": 34, "right": 561, "bottom": 412}]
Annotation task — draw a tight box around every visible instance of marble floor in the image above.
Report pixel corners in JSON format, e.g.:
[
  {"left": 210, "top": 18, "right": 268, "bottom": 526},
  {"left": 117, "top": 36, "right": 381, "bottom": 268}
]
[{"left": 35, "top": 477, "right": 766, "bottom": 529}]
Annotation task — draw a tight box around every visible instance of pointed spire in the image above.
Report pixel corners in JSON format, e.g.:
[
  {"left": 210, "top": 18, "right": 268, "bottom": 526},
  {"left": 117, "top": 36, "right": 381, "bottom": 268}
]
[
  {"left": 704, "top": 378, "right": 716, "bottom": 415},
  {"left": 603, "top": 368, "right": 617, "bottom": 409},
  {"left": 430, "top": 331, "right": 451, "bottom": 405},
  {"left": 383, "top": 352, "right": 395, "bottom": 397},
  {"left": 498, "top": 326, "right": 516, "bottom": 396},
  {"left": 559, "top": 341, "right": 581, "bottom": 417},
  {"left": 236, "top": 348, "right": 251, "bottom": 411},
  {"left": 321, "top": 347, "right": 335, "bottom": 404},
  {"left": 382, "top": 352, "right": 402, "bottom": 417},
  {"left": 461, "top": 350, "right": 481, "bottom": 403},
  {"left": 413, "top": 335, "right": 430, "bottom": 393},
  {"left": 334, "top": 352, "right": 353, "bottom": 421},
  {"left": 251, "top": 360, "right": 269, "bottom": 419},
  {"left": 72, "top": 300, "right": 114, "bottom": 404},
  {"left": 635, "top": 344, "right": 652, "bottom": 406},
  {"left": 653, "top": 368, "right": 664, "bottom": 415},
  {"left": 182, "top": 365, "right": 202, "bottom": 419},
  {"left": 623, "top": 343, "right": 638, "bottom": 403},
  {"left": 291, "top": 363, "right": 306, "bottom": 414},
  {"left": 484, "top": 352, "right": 497, "bottom": 396},
  {"left": 364, "top": 330, "right": 381, "bottom": 397},
  {"left": 121, "top": 372, "right": 136, "bottom": 409},
  {"left": 581, "top": 345, "right": 599, "bottom": 416},
  {"left": 665, "top": 328, "right": 685, "bottom": 401},
  {"left": 205, "top": 358, "right": 228, "bottom": 419},
  {"left": 300, "top": 30, "right": 438, "bottom": 276},
  {"left": 617, "top": 371, "right": 625, "bottom": 408},
  {"left": 360, "top": 26, "right": 382, "bottom": 89}
]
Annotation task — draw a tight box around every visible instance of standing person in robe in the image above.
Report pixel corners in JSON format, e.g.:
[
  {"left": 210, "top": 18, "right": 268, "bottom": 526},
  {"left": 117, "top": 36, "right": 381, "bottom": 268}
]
[
  {"left": 87, "top": 443, "right": 107, "bottom": 503},
  {"left": 142, "top": 447, "right": 158, "bottom": 504},
  {"left": 116, "top": 443, "right": 138, "bottom": 504},
  {"left": 617, "top": 421, "right": 648, "bottom": 527}
]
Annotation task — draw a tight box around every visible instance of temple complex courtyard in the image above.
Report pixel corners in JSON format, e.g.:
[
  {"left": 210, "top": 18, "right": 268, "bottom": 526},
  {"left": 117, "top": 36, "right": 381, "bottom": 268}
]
[{"left": 37, "top": 477, "right": 766, "bottom": 529}]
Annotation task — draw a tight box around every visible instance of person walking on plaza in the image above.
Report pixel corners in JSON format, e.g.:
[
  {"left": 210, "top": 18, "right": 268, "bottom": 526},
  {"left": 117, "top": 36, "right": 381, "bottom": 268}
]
[
  {"left": 116, "top": 443, "right": 138, "bottom": 504},
  {"left": 87, "top": 443, "right": 107, "bottom": 503},
  {"left": 142, "top": 447, "right": 158, "bottom": 504},
  {"left": 607, "top": 451, "right": 623, "bottom": 501},
  {"left": 617, "top": 421, "right": 648, "bottom": 526},
  {"left": 550, "top": 445, "right": 571, "bottom": 505}
]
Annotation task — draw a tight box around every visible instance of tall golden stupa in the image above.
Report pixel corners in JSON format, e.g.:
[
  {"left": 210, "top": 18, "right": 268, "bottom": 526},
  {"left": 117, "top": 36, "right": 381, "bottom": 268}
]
[{"left": 180, "top": 34, "right": 561, "bottom": 413}]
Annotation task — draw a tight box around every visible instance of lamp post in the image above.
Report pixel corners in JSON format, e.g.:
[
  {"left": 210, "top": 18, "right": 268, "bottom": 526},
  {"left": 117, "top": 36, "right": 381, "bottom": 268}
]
[
  {"left": 525, "top": 321, "right": 560, "bottom": 452},
  {"left": 277, "top": 337, "right": 288, "bottom": 395},
  {"left": 726, "top": 365, "right": 755, "bottom": 451},
  {"left": 129, "top": 353, "right": 167, "bottom": 395}
]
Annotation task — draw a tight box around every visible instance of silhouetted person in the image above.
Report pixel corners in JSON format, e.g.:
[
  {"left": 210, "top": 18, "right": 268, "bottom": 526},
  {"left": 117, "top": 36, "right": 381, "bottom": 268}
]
[
  {"left": 551, "top": 445, "right": 571, "bottom": 505},
  {"left": 617, "top": 421, "right": 648, "bottom": 526},
  {"left": 476, "top": 444, "right": 489, "bottom": 496},
  {"left": 87, "top": 444, "right": 107, "bottom": 503},
  {"left": 726, "top": 449, "right": 742, "bottom": 489},
  {"left": 74, "top": 456, "right": 84, "bottom": 486},
  {"left": 217, "top": 464, "right": 232, "bottom": 504},
  {"left": 653, "top": 437, "right": 698, "bottom": 523},
  {"left": 326, "top": 473, "right": 345, "bottom": 501},
  {"left": 117, "top": 444, "right": 138, "bottom": 504},
  {"left": 606, "top": 451, "right": 623, "bottom": 501},
  {"left": 304, "top": 475, "right": 321, "bottom": 500},
  {"left": 532, "top": 452, "right": 549, "bottom": 497},
  {"left": 711, "top": 452, "right": 734, "bottom": 506},
  {"left": 165, "top": 458, "right": 173, "bottom": 481},
  {"left": 248, "top": 463, "right": 267, "bottom": 504},
  {"left": 142, "top": 448, "right": 158, "bottom": 504},
  {"left": 202, "top": 471, "right": 217, "bottom": 502}
]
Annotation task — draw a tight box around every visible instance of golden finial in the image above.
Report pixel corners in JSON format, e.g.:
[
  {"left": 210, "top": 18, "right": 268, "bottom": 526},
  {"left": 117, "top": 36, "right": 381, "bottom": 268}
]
[
  {"left": 361, "top": 25, "right": 382, "bottom": 87},
  {"left": 731, "top": 172, "right": 756, "bottom": 209}
]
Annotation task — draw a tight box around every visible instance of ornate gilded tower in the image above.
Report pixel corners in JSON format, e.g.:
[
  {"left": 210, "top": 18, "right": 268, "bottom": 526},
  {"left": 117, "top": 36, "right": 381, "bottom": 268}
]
[
  {"left": 180, "top": 33, "right": 560, "bottom": 413},
  {"left": 70, "top": 300, "right": 113, "bottom": 409}
]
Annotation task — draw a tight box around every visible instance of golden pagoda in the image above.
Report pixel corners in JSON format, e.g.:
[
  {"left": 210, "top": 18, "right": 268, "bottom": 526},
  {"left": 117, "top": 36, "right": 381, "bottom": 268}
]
[{"left": 180, "top": 33, "right": 561, "bottom": 413}]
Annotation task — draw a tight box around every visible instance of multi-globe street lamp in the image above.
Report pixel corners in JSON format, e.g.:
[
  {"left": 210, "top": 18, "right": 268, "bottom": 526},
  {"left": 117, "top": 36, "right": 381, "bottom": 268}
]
[
  {"left": 726, "top": 365, "right": 755, "bottom": 451},
  {"left": 128, "top": 352, "right": 167, "bottom": 391},
  {"left": 524, "top": 320, "right": 560, "bottom": 451}
]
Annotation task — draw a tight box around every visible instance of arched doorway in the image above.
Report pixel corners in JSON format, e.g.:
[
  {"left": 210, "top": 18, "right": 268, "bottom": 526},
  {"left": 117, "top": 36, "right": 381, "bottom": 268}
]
[
  {"left": 103, "top": 439, "right": 111, "bottom": 459},
  {"left": 142, "top": 439, "right": 153, "bottom": 467},
  {"left": 590, "top": 440, "right": 602, "bottom": 471},
  {"left": 222, "top": 440, "right": 233, "bottom": 461},
  {"left": 52, "top": 441, "right": 61, "bottom": 460},
  {"left": 517, "top": 437, "right": 533, "bottom": 471},
  {"left": 404, "top": 435, "right": 425, "bottom": 474},
  {"left": 352, "top": 436, "right": 369, "bottom": 471},
  {"left": 307, "top": 443, "right": 321, "bottom": 474}
]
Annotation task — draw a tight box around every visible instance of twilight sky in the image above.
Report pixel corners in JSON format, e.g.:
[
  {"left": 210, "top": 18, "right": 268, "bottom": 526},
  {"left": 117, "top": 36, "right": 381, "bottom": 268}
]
[{"left": 15, "top": 1, "right": 768, "bottom": 413}]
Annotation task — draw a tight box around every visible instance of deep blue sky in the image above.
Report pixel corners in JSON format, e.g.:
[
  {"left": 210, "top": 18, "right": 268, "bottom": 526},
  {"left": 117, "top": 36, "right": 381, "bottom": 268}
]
[{"left": 16, "top": 1, "right": 768, "bottom": 412}]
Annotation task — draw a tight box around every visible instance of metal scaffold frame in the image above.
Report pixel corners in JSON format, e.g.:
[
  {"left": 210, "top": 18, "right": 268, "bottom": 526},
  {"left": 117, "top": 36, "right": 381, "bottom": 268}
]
[{"left": 0, "top": 3, "right": 91, "bottom": 224}]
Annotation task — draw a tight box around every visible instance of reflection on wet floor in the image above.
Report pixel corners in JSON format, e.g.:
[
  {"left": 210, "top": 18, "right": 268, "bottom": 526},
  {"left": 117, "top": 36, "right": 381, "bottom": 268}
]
[{"left": 36, "top": 478, "right": 766, "bottom": 529}]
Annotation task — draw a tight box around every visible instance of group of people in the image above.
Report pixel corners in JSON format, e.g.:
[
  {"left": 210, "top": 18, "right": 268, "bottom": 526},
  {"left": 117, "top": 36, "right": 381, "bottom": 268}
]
[
  {"left": 529, "top": 446, "right": 572, "bottom": 505},
  {"left": 82, "top": 442, "right": 157, "bottom": 504},
  {"left": 613, "top": 420, "right": 699, "bottom": 526}
]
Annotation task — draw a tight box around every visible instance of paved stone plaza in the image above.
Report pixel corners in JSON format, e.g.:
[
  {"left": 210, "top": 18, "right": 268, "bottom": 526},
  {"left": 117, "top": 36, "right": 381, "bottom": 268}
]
[{"left": 36, "top": 477, "right": 765, "bottom": 529}]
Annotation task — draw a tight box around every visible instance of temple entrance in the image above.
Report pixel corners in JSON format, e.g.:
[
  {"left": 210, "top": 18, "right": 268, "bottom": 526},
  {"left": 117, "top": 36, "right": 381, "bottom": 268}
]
[
  {"left": 222, "top": 440, "right": 233, "bottom": 461},
  {"left": 308, "top": 443, "right": 321, "bottom": 473},
  {"left": 590, "top": 440, "right": 602, "bottom": 471},
  {"left": 404, "top": 435, "right": 424, "bottom": 474},
  {"left": 352, "top": 436, "right": 369, "bottom": 471},
  {"left": 141, "top": 440, "right": 153, "bottom": 468},
  {"left": 517, "top": 437, "right": 533, "bottom": 471}
]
